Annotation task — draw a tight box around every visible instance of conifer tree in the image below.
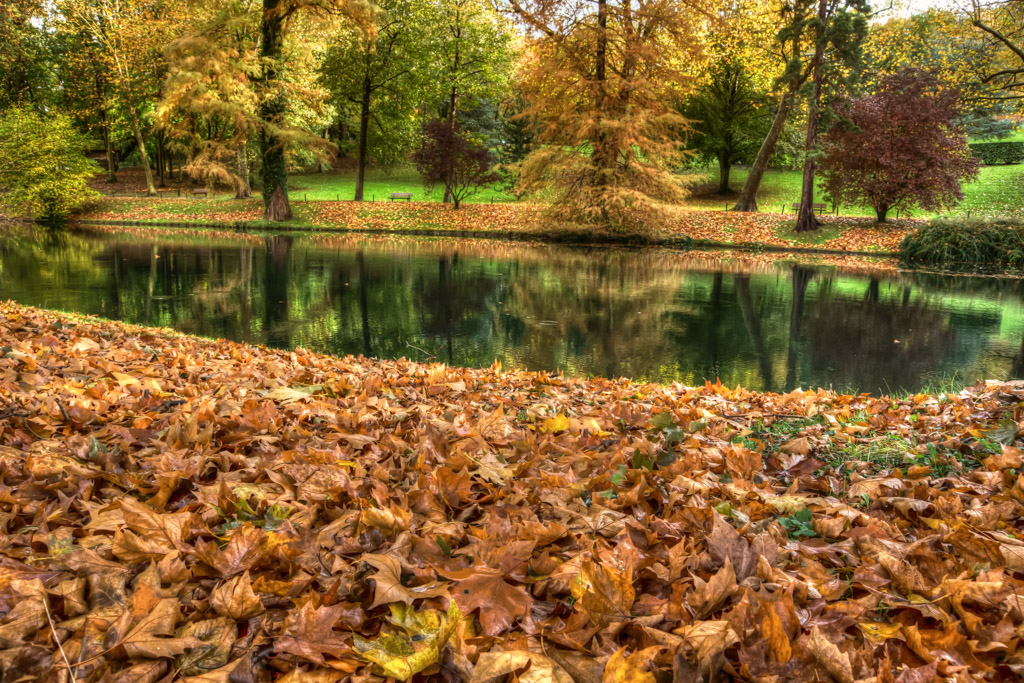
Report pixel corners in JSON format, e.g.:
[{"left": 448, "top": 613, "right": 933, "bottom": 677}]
[{"left": 508, "top": 0, "right": 711, "bottom": 235}]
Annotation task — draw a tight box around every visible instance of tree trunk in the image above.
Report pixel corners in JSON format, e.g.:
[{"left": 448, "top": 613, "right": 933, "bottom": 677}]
[
  {"left": 355, "top": 72, "right": 372, "bottom": 202},
  {"left": 795, "top": 0, "right": 827, "bottom": 233},
  {"left": 443, "top": 83, "right": 459, "bottom": 203},
  {"left": 259, "top": 0, "right": 293, "bottom": 221},
  {"left": 156, "top": 131, "right": 166, "bottom": 187},
  {"left": 592, "top": 0, "right": 611, "bottom": 185},
  {"left": 235, "top": 145, "right": 252, "bottom": 199},
  {"left": 102, "top": 109, "right": 117, "bottom": 183},
  {"left": 128, "top": 105, "right": 157, "bottom": 196},
  {"left": 732, "top": 93, "right": 793, "bottom": 212},
  {"left": 717, "top": 151, "right": 731, "bottom": 194},
  {"left": 875, "top": 205, "right": 888, "bottom": 223}
]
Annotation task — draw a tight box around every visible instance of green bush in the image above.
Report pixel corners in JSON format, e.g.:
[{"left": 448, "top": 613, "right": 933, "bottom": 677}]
[
  {"left": 0, "top": 107, "right": 99, "bottom": 220},
  {"left": 900, "top": 218, "right": 1024, "bottom": 269},
  {"left": 968, "top": 141, "right": 1024, "bottom": 165}
]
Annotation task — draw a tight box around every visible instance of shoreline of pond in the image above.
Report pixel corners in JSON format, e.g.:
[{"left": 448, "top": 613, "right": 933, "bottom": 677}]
[
  {"left": 46, "top": 198, "right": 915, "bottom": 255},
  {"left": 55, "top": 216, "right": 902, "bottom": 259}
]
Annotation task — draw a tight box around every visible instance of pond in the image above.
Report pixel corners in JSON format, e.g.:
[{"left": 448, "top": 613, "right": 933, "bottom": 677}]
[{"left": 1, "top": 224, "right": 1022, "bottom": 394}]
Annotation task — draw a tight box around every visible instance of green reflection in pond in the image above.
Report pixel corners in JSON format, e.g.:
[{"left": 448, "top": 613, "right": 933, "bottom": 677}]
[{"left": 1, "top": 224, "right": 1022, "bottom": 395}]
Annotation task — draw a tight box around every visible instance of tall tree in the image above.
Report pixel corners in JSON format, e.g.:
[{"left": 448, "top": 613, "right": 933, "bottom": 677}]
[
  {"left": 508, "top": 0, "right": 711, "bottom": 235},
  {"left": 256, "top": 0, "right": 368, "bottom": 221},
  {"left": 160, "top": 1, "right": 262, "bottom": 198},
  {"left": 0, "top": 1, "right": 56, "bottom": 110},
  {"left": 682, "top": 58, "right": 772, "bottom": 194},
  {"left": 59, "top": 0, "right": 184, "bottom": 197},
  {"left": 321, "top": 0, "right": 432, "bottom": 201},
  {"left": 969, "top": 0, "right": 1024, "bottom": 102},
  {"left": 792, "top": 0, "right": 868, "bottom": 233},
  {"left": 732, "top": 0, "right": 867, "bottom": 215},
  {"left": 818, "top": 69, "right": 979, "bottom": 222},
  {"left": 433, "top": 0, "right": 512, "bottom": 203}
]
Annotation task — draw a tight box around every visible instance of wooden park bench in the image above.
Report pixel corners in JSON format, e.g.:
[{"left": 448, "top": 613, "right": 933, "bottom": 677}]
[
  {"left": 790, "top": 202, "right": 827, "bottom": 215},
  {"left": 390, "top": 192, "right": 413, "bottom": 202},
  {"left": 192, "top": 188, "right": 209, "bottom": 199}
]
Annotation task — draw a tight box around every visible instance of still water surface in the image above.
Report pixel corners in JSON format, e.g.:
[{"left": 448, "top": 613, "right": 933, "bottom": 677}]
[{"left": 1, "top": 224, "right": 1022, "bottom": 394}]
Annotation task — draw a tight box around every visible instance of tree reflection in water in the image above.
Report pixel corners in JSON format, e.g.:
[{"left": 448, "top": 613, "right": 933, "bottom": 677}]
[{"left": 0, "top": 225, "right": 1022, "bottom": 394}]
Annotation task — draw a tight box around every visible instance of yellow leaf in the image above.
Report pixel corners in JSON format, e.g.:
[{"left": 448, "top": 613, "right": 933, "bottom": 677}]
[
  {"left": 857, "top": 622, "right": 903, "bottom": 646},
  {"left": 353, "top": 602, "right": 461, "bottom": 681},
  {"left": 111, "top": 372, "right": 139, "bottom": 387},
  {"left": 540, "top": 414, "right": 570, "bottom": 433},
  {"left": 603, "top": 647, "right": 659, "bottom": 682}
]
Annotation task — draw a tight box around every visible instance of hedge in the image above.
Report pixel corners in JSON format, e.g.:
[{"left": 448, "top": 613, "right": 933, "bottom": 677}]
[
  {"left": 900, "top": 218, "right": 1024, "bottom": 269},
  {"left": 968, "top": 141, "right": 1024, "bottom": 165}
]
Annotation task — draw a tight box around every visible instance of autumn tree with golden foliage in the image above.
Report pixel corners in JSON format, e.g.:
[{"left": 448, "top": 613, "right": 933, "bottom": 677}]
[
  {"left": 508, "top": 0, "right": 713, "bottom": 236},
  {"left": 59, "top": 0, "right": 188, "bottom": 197},
  {"left": 160, "top": 1, "right": 262, "bottom": 199}
]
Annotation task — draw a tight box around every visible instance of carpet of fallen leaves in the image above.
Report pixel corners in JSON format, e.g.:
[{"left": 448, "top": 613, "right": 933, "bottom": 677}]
[
  {"left": 71, "top": 198, "right": 917, "bottom": 253},
  {"left": 83, "top": 198, "right": 264, "bottom": 225},
  {"left": 87, "top": 169, "right": 205, "bottom": 197},
  {"left": 3, "top": 302, "right": 1024, "bottom": 682}
]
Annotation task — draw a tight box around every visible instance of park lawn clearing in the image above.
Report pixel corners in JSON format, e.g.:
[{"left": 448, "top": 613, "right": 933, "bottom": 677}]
[
  {"left": 685, "top": 163, "right": 1024, "bottom": 219},
  {"left": 287, "top": 167, "right": 517, "bottom": 204},
  {"left": 2, "top": 301, "right": 1024, "bottom": 679}
]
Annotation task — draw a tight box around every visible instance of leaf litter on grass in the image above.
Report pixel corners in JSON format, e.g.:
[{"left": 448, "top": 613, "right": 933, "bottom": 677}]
[
  {"left": 1, "top": 302, "right": 1023, "bottom": 680},
  {"left": 75, "top": 198, "right": 918, "bottom": 252}
]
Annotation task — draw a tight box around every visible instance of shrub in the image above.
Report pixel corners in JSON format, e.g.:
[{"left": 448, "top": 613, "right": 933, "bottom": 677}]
[
  {"left": 0, "top": 107, "right": 99, "bottom": 220},
  {"left": 968, "top": 141, "right": 1024, "bottom": 165},
  {"left": 413, "top": 121, "right": 498, "bottom": 209},
  {"left": 899, "top": 218, "right": 1024, "bottom": 269}
]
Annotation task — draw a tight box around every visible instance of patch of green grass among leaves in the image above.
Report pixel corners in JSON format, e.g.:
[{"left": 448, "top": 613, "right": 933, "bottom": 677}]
[
  {"left": 286, "top": 166, "right": 517, "bottom": 204},
  {"left": 684, "top": 164, "right": 1024, "bottom": 219},
  {"left": 771, "top": 220, "right": 844, "bottom": 246}
]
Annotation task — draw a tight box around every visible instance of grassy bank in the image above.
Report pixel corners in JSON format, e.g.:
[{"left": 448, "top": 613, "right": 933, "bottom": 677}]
[
  {"left": 684, "top": 164, "right": 1024, "bottom": 219},
  {"left": 1, "top": 301, "right": 1023, "bottom": 680},
  {"left": 97, "top": 162, "right": 1024, "bottom": 220},
  {"left": 74, "top": 196, "right": 913, "bottom": 253}
]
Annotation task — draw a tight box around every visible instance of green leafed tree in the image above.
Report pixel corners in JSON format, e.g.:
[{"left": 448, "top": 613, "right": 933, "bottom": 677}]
[
  {"left": 0, "top": 107, "right": 99, "bottom": 220},
  {"left": 682, "top": 58, "right": 772, "bottom": 194},
  {"left": 257, "top": 0, "right": 372, "bottom": 220},
  {"left": 58, "top": 0, "right": 187, "bottom": 197},
  {"left": 731, "top": 0, "right": 868, "bottom": 217},
  {"left": 0, "top": 0, "right": 58, "bottom": 110},
  {"left": 790, "top": 0, "right": 869, "bottom": 233},
  {"left": 431, "top": 0, "right": 513, "bottom": 203},
  {"left": 320, "top": 0, "right": 434, "bottom": 201}
]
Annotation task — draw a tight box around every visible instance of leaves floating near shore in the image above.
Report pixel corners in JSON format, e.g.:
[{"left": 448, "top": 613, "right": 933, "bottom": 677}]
[{"left": 1, "top": 302, "right": 1024, "bottom": 680}]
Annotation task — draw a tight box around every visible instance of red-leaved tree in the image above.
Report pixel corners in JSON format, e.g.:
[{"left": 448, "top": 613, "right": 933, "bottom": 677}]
[
  {"left": 819, "top": 68, "right": 979, "bottom": 223},
  {"left": 413, "top": 120, "right": 498, "bottom": 209}
]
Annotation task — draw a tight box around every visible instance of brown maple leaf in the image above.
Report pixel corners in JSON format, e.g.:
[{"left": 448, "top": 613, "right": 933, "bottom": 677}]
[
  {"left": 441, "top": 566, "right": 532, "bottom": 636},
  {"left": 364, "top": 554, "right": 449, "bottom": 610}
]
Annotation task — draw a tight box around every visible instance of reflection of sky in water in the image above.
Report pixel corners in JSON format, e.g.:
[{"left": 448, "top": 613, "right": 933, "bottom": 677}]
[{"left": 0, "top": 225, "right": 1022, "bottom": 395}]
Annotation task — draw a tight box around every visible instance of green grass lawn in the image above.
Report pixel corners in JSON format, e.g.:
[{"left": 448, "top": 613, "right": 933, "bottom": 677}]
[
  {"left": 285, "top": 166, "right": 517, "bottom": 204},
  {"left": 684, "top": 163, "right": 1024, "bottom": 219},
  {"left": 104, "top": 159, "right": 1024, "bottom": 220},
  {"left": 970, "top": 130, "right": 1024, "bottom": 143}
]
